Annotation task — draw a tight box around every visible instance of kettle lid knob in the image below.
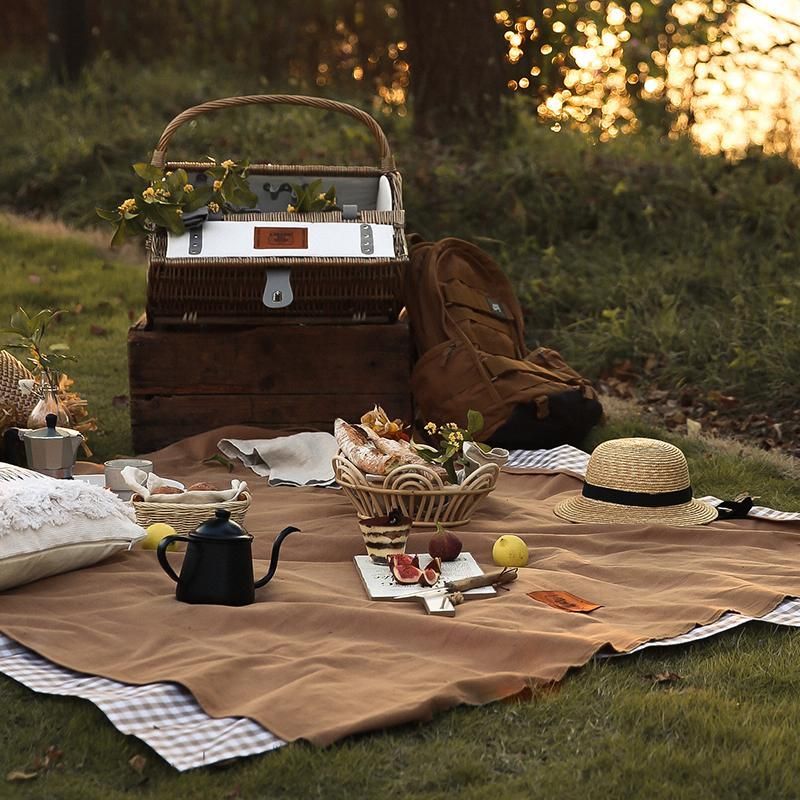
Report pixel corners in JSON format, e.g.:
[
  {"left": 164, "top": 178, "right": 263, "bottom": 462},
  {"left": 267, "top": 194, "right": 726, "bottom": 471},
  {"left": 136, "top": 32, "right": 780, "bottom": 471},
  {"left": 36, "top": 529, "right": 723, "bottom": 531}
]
[
  {"left": 193, "top": 506, "right": 249, "bottom": 539},
  {"left": 46, "top": 413, "right": 58, "bottom": 430}
]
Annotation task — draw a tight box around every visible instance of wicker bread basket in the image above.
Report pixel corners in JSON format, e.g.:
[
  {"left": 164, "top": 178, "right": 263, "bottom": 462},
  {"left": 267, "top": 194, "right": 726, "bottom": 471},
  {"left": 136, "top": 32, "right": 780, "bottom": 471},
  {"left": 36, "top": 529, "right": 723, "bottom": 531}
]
[
  {"left": 132, "top": 492, "right": 252, "bottom": 535},
  {"left": 333, "top": 456, "right": 499, "bottom": 528}
]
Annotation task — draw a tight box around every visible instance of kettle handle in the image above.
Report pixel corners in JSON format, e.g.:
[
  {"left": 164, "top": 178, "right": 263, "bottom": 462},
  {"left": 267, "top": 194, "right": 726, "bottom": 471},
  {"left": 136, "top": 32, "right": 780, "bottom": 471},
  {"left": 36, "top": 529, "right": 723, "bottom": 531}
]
[{"left": 157, "top": 535, "right": 192, "bottom": 582}]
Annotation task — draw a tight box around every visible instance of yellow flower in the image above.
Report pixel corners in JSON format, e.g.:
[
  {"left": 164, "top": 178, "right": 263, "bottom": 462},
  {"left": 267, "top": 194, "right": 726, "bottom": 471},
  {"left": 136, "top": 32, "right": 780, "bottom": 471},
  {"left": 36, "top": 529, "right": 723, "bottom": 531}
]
[
  {"left": 213, "top": 180, "right": 223, "bottom": 192},
  {"left": 208, "top": 201, "right": 220, "bottom": 213},
  {"left": 446, "top": 430, "right": 464, "bottom": 445},
  {"left": 175, "top": 208, "right": 183, "bottom": 216},
  {"left": 287, "top": 204, "right": 296, "bottom": 213},
  {"left": 184, "top": 183, "right": 194, "bottom": 193},
  {"left": 142, "top": 187, "right": 156, "bottom": 201},
  {"left": 221, "top": 159, "right": 236, "bottom": 169},
  {"left": 424, "top": 422, "right": 438, "bottom": 435},
  {"left": 318, "top": 193, "right": 326, "bottom": 200},
  {"left": 118, "top": 198, "right": 137, "bottom": 214},
  {"left": 155, "top": 187, "right": 169, "bottom": 198}
]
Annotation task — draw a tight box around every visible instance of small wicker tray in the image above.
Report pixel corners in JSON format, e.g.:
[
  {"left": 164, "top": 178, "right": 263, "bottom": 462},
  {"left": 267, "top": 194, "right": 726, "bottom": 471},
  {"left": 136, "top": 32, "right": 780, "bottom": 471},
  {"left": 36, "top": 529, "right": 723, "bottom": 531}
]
[
  {"left": 333, "top": 456, "right": 499, "bottom": 528},
  {"left": 132, "top": 492, "right": 252, "bottom": 535}
]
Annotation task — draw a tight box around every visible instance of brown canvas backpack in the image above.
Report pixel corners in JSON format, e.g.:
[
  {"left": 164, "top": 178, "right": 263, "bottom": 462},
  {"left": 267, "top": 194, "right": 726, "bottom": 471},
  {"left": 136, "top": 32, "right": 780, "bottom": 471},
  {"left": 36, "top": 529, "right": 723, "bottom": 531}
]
[{"left": 402, "top": 237, "right": 603, "bottom": 449}]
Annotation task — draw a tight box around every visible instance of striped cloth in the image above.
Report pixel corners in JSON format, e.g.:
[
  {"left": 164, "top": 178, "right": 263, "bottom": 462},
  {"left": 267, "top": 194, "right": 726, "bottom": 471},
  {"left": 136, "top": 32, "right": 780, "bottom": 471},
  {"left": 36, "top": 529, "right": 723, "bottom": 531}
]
[{"left": 1, "top": 443, "right": 797, "bottom": 770}]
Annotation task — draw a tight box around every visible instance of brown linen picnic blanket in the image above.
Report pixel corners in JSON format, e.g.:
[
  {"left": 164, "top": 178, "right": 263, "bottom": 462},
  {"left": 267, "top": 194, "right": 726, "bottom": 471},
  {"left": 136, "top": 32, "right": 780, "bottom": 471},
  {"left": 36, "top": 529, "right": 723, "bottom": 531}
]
[{"left": 1, "top": 425, "right": 800, "bottom": 746}]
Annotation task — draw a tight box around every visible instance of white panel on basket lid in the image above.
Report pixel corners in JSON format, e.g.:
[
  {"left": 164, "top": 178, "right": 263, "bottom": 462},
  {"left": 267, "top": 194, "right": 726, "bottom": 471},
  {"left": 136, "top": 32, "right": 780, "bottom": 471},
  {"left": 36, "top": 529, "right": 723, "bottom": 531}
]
[{"left": 166, "top": 221, "right": 396, "bottom": 259}]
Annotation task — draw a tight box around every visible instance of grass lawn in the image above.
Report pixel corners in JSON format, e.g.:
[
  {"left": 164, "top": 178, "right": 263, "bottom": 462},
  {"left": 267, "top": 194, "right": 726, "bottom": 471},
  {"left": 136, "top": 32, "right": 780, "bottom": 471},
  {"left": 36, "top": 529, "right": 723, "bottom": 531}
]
[{"left": 1, "top": 217, "right": 800, "bottom": 798}]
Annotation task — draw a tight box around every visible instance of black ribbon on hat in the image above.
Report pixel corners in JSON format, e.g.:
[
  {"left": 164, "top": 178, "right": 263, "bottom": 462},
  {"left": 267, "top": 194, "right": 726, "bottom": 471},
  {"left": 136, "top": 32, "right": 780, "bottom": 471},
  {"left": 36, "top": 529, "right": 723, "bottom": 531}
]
[
  {"left": 582, "top": 482, "right": 693, "bottom": 507},
  {"left": 714, "top": 496, "right": 754, "bottom": 520}
]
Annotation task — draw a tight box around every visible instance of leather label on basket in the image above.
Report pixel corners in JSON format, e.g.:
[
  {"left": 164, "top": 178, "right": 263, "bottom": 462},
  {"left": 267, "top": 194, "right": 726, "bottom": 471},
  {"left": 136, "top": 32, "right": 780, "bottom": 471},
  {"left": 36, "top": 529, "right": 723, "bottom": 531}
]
[
  {"left": 527, "top": 590, "right": 602, "bottom": 613},
  {"left": 254, "top": 227, "right": 308, "bottom": 249}
]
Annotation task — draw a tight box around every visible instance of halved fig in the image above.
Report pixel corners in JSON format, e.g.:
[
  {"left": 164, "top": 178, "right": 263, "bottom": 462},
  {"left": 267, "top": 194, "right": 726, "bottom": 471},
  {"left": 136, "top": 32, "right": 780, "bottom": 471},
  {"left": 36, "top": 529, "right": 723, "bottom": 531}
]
[
  {"left": 388, "top": 554, "right": 424, "bottom": 584},
  {"left": 419, "top": 557, "right": 442, "bottom": 587}
]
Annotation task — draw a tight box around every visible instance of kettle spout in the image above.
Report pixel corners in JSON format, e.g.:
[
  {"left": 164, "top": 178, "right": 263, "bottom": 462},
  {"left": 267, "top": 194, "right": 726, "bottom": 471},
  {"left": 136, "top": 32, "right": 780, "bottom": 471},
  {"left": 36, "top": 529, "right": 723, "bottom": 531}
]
[{"left": 254, "top": 526, "right": 300, "bottom": 588}]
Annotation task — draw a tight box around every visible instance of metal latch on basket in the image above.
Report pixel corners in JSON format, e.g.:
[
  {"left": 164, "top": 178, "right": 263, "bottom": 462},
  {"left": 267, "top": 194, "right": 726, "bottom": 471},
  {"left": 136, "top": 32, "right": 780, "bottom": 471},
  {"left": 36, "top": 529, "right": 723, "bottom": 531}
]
[
  {"left": 360, "top": 224, "right": 374, "bottom": 255},
  {"left": 262, "top": 269, "right": 294, "bottom": 309},
  {"left": 188, "top": 227, "right": 203, "bottom": 255}
]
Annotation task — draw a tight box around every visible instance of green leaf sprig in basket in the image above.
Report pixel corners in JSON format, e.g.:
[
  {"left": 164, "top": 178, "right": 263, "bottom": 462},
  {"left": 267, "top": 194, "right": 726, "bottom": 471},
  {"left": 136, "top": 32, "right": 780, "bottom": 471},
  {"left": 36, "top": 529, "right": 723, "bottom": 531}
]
[
  {"left": 97, "top": 158, "right": 258, "bottom": 246},
  {"left": 414, "top": 409, "right": 488, "bottom": 484},
  {"left": 287, "top": 180, "right": 337, "bottom": 213}
]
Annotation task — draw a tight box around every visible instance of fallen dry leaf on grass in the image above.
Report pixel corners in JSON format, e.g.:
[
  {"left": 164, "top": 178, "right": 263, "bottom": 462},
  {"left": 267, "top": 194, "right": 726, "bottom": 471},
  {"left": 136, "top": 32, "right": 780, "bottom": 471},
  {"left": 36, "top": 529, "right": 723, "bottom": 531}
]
[
  {"left": 686, "top": 418, "right": 702, "bottom": 438},
  {"left": 6, "top": 745, "right": 64, "bottom": 782},
  {"left": 644, "top": 671, "right": 682, "bottom": 684},
  {"left": 128, "top": 754, "right": 147, "bottom": 774},
  {"left": 112, "top": 394, "right": 129, "bottom": 408},
  {"left": 89, "top": 324, "right": 108, "bottom": 336},
  {"left": 6, "top": 770, "right": 38, "bottom": 782},
  {"left": 28, "top": 274, "right": 41, "bottom": 284},
  {"left": 42, "top": 745, "right": 63, "bottom": 768}
]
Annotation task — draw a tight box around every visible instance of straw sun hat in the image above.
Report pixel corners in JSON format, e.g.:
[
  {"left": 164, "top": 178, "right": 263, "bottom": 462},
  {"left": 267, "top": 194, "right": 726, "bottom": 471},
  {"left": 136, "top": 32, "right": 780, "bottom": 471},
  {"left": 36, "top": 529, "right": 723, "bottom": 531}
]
[{"left": 554, "top": 437, "right": 718, "bottom": 526}]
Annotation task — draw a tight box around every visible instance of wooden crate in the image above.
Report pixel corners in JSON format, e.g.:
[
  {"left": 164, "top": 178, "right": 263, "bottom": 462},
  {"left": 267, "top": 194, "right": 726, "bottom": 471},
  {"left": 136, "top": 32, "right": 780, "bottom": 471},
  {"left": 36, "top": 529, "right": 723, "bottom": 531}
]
[{"left": 128, "top": 319, "right": 412, "bottom": 453}]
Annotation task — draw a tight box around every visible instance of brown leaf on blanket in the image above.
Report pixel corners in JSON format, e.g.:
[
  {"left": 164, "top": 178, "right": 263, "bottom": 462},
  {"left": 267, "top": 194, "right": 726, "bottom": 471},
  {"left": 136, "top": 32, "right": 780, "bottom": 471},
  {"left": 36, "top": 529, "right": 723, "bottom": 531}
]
[
  {"left": 528, "top": 590, "right": 602, "bottom": 613},
  {"left": 128, "top": 754, "right": 147, "bottom": 774},
  {"left": 644, "top": 671, "right": 682, "bottom": 684},
  {"left": 5, "top": 770, "right": 39, "bottom": 782}
]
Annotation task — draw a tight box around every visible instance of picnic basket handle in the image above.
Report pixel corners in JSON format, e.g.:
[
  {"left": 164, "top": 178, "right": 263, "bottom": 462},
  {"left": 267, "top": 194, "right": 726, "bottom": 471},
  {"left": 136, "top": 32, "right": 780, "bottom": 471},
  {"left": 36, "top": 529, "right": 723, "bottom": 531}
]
[{"left": 150, "top": 94, "right": 396, "bottom": 172}]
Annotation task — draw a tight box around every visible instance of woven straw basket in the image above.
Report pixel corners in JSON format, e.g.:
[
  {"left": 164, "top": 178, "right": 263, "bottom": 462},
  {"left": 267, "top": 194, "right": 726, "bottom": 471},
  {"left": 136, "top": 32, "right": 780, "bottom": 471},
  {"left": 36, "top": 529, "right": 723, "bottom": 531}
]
[
  {"left": 0, "top": 351, "right": 35, "bottom": 429},
  {"left": 146, "top": 94, "right": 407, "bottom": 325},
  {"left": 132, "top": 493, "right": 252, "bottom": 535},
  {"left": 333, "top": 456, "right": 499, "bottom": 528}
]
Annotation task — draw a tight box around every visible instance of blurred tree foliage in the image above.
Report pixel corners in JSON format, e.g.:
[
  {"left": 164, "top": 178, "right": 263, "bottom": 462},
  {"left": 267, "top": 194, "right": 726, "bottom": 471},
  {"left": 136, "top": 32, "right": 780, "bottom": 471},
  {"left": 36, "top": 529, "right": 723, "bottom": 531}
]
[{"left": 2, "top": 1, "right": 799, "bottom": 150}]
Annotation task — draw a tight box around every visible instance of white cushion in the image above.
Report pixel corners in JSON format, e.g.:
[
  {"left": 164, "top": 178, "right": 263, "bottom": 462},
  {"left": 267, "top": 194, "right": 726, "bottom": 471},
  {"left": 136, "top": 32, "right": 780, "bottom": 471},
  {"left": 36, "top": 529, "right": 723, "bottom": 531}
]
[{"left": 0, "top": 472, "right": 145, "bottom": 591}]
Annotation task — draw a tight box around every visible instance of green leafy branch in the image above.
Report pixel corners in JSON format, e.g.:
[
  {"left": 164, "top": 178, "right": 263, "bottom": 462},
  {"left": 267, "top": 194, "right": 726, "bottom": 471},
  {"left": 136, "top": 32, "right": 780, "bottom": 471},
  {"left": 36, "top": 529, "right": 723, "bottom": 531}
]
[
  {"left": 414, "top": 409, "right": 487, "bottom": 484},
  {"left": 97, "top": 158, "right": 258, "bottom": 246},
  {"left": 288, "top": 180, "right": 337, "bottom": 213},
  {"left": 1, "top": 307, "right": 74, "bottom": 388}
]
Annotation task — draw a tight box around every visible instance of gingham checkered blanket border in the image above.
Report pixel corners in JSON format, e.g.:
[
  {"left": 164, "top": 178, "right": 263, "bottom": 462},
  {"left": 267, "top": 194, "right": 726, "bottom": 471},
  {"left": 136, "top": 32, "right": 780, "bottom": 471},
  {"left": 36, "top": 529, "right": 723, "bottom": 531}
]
[{"left": 1, "top": 444, "right": 797, "bottom": 770}]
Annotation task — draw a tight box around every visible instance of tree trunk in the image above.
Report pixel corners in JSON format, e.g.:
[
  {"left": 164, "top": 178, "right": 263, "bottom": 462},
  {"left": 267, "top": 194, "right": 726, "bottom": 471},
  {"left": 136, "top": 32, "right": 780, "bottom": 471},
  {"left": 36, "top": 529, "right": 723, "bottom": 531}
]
[
  {"left": 401, "top": 0, "right": 505, "bottom": 138},
  {"left": 47, "top": 0, "right": 89, "bottom": 83}
]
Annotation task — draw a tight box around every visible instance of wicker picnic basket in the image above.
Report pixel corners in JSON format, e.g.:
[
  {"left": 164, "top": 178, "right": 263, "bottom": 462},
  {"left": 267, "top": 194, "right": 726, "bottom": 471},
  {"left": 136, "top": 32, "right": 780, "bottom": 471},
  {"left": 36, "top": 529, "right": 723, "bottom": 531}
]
[
  {"left": 146, "top": 95, "right": 408, "bottom": 326},
  {"left": 0, "top": 350, "right": 35, "bottom": 429},
  {"left": 333, "top": 456, "right": 500, "bottom": 528},
  {"left": 132, "top": 492, "right": 252, "bottom": 536}
]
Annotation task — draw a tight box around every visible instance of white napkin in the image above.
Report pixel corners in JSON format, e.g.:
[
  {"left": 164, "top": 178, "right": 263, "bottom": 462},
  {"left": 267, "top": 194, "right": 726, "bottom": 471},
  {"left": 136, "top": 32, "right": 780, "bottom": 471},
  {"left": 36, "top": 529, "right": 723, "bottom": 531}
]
[
  {"left": 217, "top": 432, "right": 338, "bottom": 487},
  {"left": 120, "top": 467, "right": 247, "bottom": 504}
]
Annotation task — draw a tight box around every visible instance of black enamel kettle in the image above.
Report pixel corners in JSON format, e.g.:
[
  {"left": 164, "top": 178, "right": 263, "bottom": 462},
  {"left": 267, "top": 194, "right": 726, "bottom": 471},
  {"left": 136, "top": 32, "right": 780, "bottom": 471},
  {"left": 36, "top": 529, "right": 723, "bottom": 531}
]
[{"left": 157, "top": 509, "right": 300, "bottom": 606}]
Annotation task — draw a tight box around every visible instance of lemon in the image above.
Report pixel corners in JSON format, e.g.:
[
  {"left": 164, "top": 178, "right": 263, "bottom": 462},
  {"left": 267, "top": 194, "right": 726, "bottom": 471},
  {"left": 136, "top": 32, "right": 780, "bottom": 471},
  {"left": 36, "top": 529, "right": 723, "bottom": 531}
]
[
  {"left": 492, "top": 534, "right": 529, "bottom": 567},
  {"left": 141, "top": 522, "right": 178, "bottom": 551}
]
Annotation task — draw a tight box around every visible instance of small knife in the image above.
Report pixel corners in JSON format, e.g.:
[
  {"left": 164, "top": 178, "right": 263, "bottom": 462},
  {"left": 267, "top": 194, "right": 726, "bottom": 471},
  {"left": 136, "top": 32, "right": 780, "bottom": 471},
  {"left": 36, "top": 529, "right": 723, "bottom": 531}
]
[{"left": 396, "top": 568, "right": 519, "bottom": 600}]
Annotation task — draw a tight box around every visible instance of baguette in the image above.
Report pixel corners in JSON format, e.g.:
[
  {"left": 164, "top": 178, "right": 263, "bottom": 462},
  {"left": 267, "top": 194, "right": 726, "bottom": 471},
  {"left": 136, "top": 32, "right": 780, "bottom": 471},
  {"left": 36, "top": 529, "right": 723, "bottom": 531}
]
[
  {"left": 359, "top": 424, "right": 428, "bottom": 466},
  {"left": 334, "top": 419, "right": 399, "bottom": 475}
]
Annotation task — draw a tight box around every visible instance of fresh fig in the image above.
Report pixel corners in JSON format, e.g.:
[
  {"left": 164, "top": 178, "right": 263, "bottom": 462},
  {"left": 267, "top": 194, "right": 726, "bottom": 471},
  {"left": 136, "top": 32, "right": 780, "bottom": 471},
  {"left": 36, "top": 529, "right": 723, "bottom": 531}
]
[
  {"left": 427, "top": 523, "right": 462, "bottom": 562},
  {"left": 388, "top": 553, "right": 424, "bottom": 584},
  {"left": 419, "top": 556, "right": 442, "bottom": 587}
]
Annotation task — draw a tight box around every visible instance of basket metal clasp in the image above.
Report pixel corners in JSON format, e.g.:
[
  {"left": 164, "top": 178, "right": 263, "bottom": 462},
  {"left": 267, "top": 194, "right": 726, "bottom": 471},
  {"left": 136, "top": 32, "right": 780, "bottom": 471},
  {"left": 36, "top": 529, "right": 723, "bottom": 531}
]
[{"left": 262, "top": 269, "right": 294, "bottom": 309}]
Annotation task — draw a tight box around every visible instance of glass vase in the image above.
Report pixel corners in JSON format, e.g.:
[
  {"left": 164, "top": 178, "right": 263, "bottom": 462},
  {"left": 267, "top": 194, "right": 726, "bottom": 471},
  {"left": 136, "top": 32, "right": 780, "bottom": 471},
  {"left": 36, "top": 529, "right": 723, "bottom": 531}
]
[{"left": 26, "top": 384, "right": 70, "bottom": 429}]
